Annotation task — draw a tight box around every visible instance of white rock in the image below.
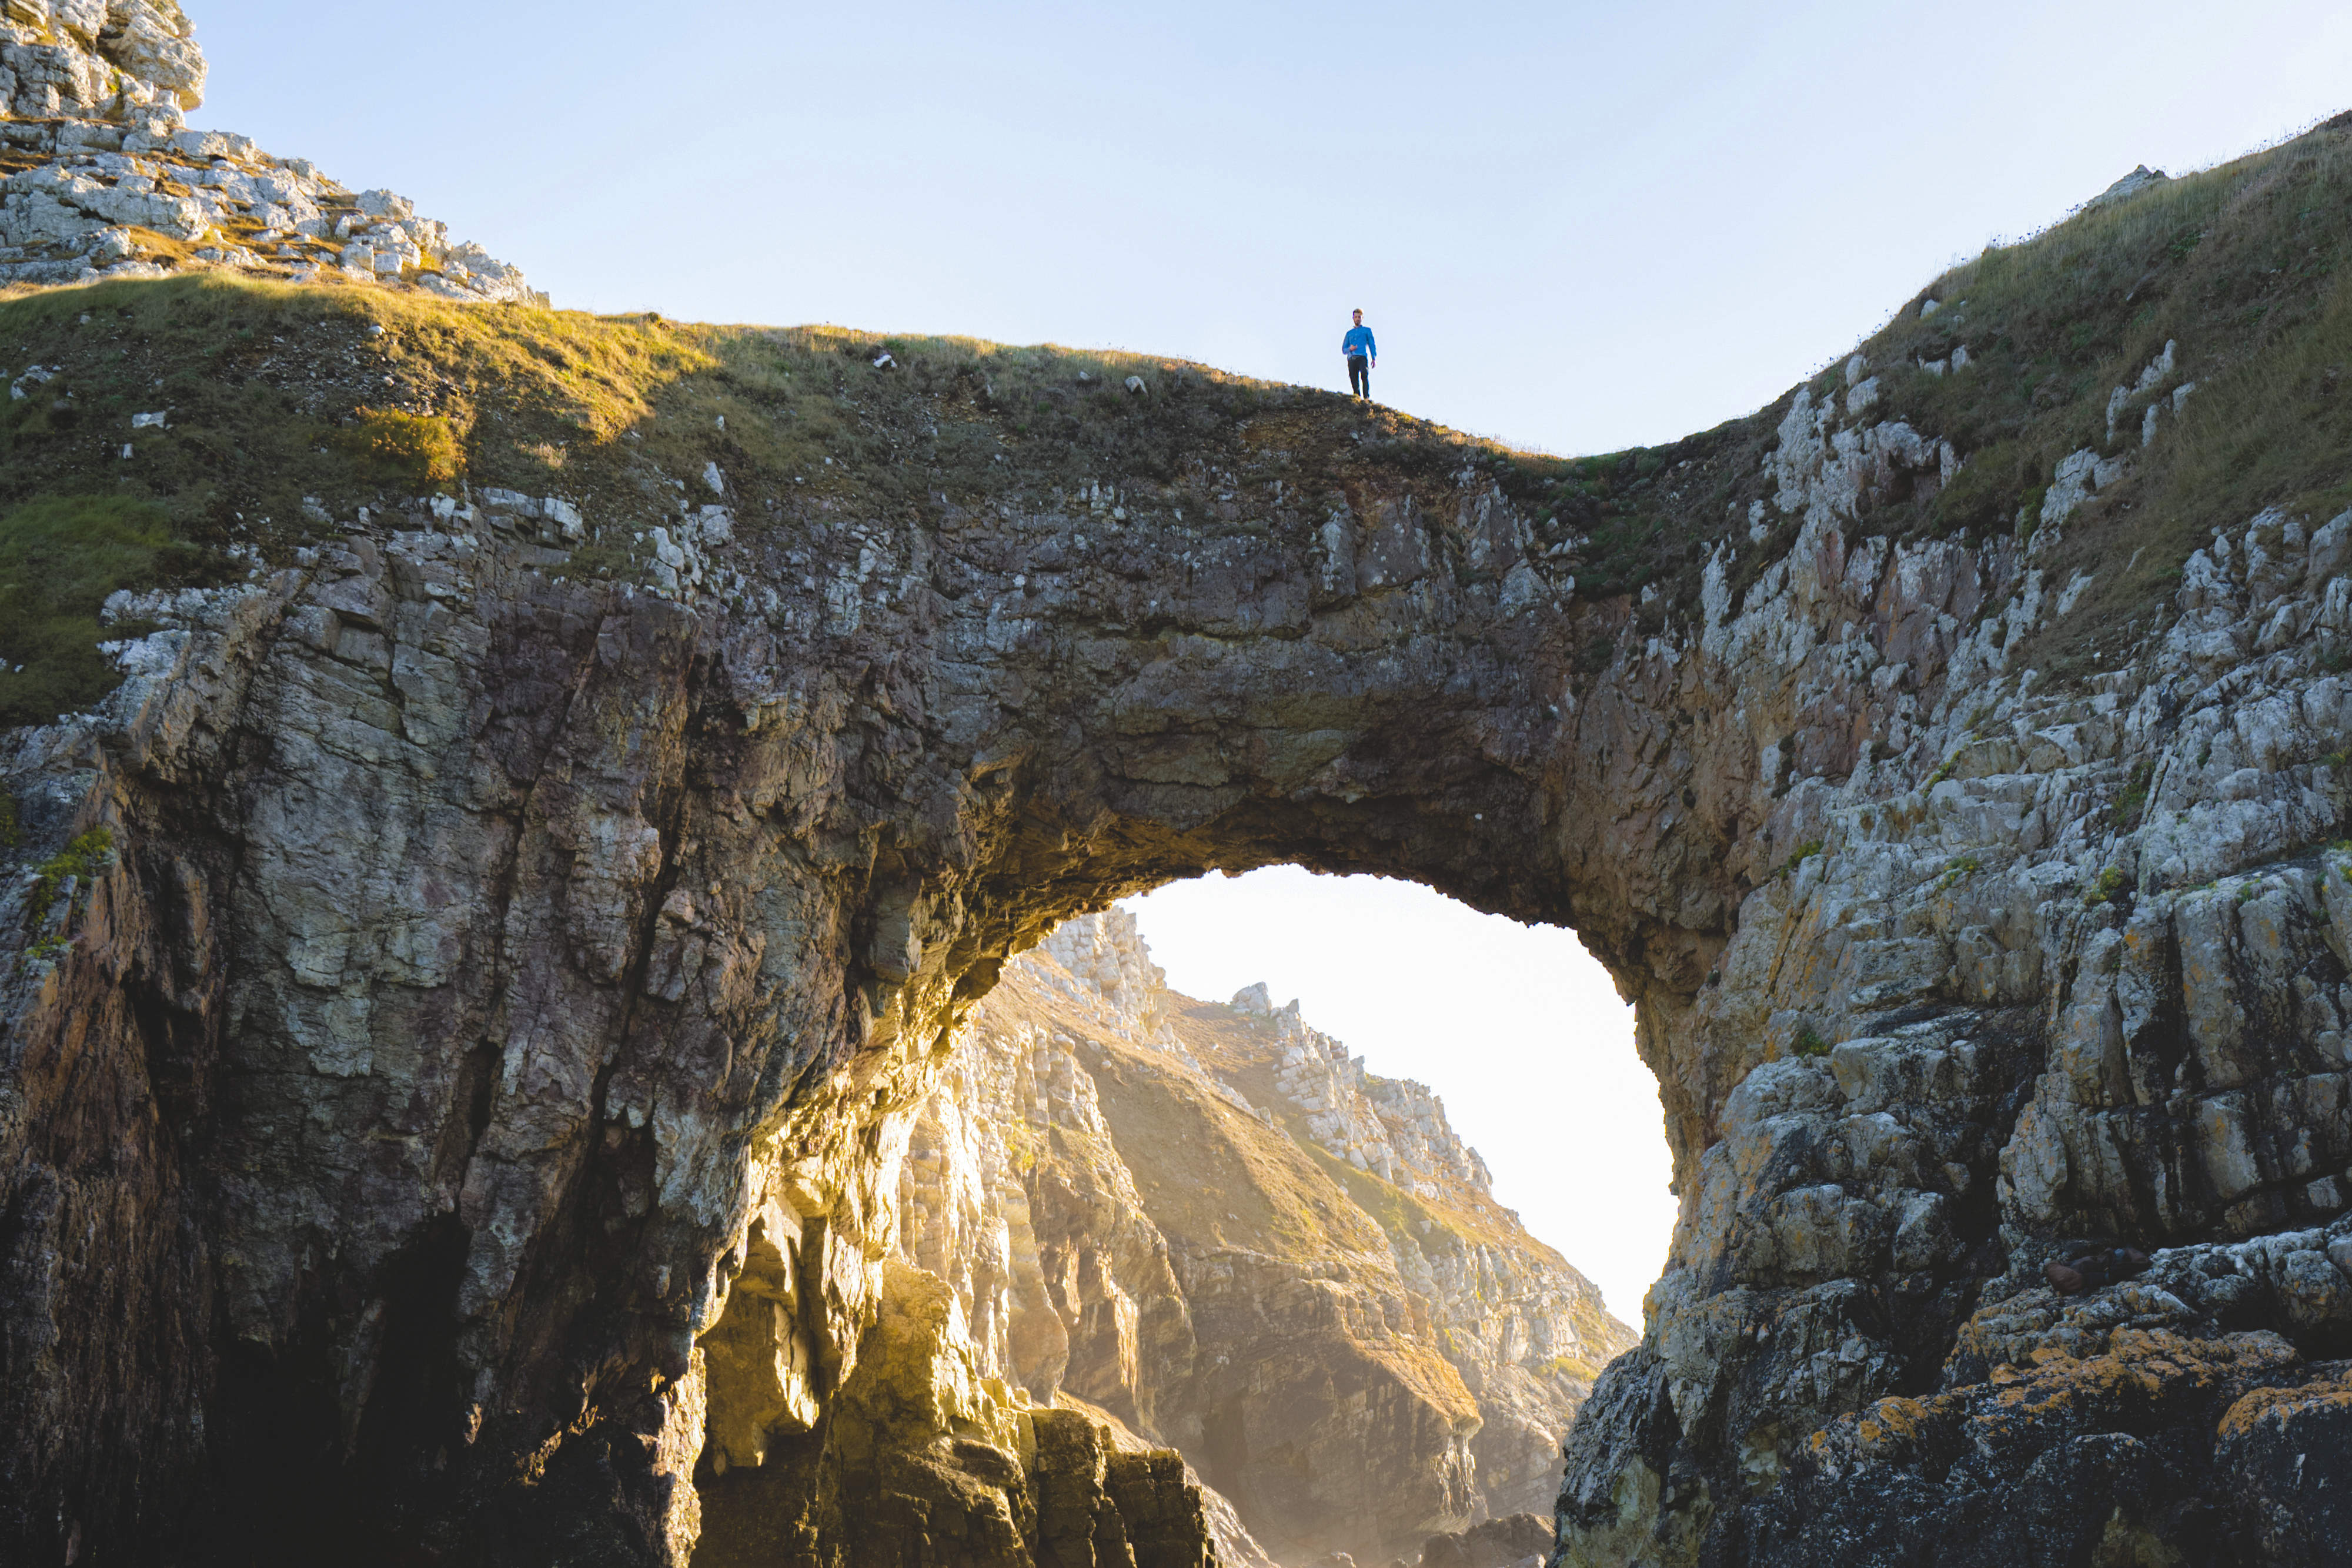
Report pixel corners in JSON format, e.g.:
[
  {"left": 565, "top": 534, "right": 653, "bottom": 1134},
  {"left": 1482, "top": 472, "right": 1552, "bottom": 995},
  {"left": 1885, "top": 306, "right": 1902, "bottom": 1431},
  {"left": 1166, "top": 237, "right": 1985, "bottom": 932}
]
[
  {"left": 2135, "top": 340, "right": 2177, "bottom": 392},
  {"left": 2084, "top": 165, "right": 2169, "bottom": 212},
  {"left": 2042, "top": 449, "right": 2099, "bottom": 532}
]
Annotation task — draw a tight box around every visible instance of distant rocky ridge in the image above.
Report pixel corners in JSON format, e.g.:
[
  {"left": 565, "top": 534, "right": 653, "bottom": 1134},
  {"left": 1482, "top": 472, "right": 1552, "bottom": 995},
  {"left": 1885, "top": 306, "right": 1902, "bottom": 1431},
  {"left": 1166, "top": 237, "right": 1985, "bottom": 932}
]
[
  {"left": 859, "top": 911, "right": 1633, "bottom": 1566},
  {"left": 1, "top": 0, "right": 534, "bottom": 298}
]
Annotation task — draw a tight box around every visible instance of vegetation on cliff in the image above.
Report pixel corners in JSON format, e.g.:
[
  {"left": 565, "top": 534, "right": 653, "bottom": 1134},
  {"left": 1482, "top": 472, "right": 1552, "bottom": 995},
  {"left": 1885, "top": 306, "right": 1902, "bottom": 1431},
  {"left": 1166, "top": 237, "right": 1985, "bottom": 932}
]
[{"left": 14, "top": 114, "right": 2352, "bottom": 730}]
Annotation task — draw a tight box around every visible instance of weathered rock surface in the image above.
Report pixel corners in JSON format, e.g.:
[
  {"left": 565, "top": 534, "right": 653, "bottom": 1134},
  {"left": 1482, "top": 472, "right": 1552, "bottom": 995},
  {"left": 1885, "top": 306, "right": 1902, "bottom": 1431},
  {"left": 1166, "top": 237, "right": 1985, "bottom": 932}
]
[
  {"left": 0, "top": 2, "right": 533, "bottom": 296},
  {"left": 9, "top": 91, "right": 2352, "bottom": 1568},
  {"left": 885, "top": 911, "right": 1628, "bottom": 1563}
]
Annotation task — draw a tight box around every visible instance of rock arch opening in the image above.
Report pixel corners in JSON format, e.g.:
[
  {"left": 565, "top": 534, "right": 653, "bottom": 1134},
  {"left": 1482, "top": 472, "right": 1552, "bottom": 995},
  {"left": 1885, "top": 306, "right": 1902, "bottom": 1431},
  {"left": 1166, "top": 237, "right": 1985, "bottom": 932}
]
[{"left": 690, "top": 869, "right": 1661, "bottom": 1567}]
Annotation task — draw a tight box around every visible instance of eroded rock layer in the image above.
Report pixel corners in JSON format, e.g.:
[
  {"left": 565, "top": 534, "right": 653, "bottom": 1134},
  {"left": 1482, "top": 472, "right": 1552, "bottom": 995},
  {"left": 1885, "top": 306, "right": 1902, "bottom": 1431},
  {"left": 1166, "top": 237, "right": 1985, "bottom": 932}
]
[{"left": 9, "top": 96, "right": 2352, "bottom": 1568}]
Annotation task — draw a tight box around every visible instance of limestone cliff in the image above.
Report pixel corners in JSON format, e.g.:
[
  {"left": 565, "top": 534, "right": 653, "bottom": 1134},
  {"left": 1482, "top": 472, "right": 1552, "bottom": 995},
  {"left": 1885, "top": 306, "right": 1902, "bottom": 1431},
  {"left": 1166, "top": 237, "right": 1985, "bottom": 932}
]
[
  {"left": 884, "top": 911, "right": 1629, "bottom": 1564},
  {"left": 11, "top": 35, "right": 2352, "bottom": 1566}
]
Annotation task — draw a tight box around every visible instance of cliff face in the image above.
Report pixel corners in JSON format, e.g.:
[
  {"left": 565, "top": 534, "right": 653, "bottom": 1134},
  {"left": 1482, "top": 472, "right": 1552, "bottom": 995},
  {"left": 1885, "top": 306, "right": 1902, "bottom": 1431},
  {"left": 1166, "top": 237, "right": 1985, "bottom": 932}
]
[
  {"left": 11, "top": 68, "right": 2352, "bottom": 1568},
  {"left": 878, "top": 911, "right": 1629, "bottom": 1564}
]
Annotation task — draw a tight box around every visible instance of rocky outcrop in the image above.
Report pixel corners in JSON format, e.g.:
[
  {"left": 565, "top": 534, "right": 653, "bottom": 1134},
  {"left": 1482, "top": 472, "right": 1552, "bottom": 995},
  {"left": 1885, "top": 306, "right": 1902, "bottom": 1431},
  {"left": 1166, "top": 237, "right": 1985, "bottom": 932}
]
[
  {"left": 885, "top": 912, "right": 1628, "bottom": 1564},
  {"left": 12, "top": 79, "right": 2352, "bottom": 1568},
  {"left": 1, "top": 1, "right": 532, "bottom": 295},
  {"left": 1415, "top": 1512, "right": 1553, "bottom": 1568},
  {"left": 2, "top": 0, "right": 204, "bottom": 122},
  {"left": 694, "top": 1255, "right": 1220, "bottom": 1568}
]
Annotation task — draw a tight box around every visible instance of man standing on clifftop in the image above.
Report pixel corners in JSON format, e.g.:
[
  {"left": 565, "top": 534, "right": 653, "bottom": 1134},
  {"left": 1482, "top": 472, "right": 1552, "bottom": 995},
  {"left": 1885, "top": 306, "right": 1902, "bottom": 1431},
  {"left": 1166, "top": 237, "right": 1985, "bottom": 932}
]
[{"left": 1343, "top": 309, "right": 1377, "bottom": 401}]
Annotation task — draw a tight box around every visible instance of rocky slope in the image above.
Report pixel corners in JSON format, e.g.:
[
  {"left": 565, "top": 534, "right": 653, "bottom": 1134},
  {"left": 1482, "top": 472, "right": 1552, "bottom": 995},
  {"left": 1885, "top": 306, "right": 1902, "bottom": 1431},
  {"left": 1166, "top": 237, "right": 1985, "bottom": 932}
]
[
  {"left": 867, "top": 910, "right": 1628, "bottom": 1565},
  {"left": 2, "top": 0, "right": 534, "bottom": 298},
  {"left": 9, "top": 31, "right": 2352, "bottom": 1565}
]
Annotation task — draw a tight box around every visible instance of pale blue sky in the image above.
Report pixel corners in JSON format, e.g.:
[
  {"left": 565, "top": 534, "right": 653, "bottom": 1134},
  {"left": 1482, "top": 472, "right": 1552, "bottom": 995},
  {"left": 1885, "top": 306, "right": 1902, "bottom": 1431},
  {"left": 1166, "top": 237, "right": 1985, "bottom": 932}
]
[
  {"left": 192, "top": 2, "right": 2352, "bottom": 1316},
  {"left": 201, "top": 1, "right": 2352, "bottom": 454}
]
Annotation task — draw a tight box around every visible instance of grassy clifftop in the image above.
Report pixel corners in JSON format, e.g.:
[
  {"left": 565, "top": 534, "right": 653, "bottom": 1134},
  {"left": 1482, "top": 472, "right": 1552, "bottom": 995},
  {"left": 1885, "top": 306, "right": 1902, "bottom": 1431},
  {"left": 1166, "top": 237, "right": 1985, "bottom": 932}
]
[
  {"left": 1541, "top": 113, "right": 2352, "bottom": 663},
  {"left": 0, "top": 270, "right": 1562, "bottom": 726},
  {"left": 9, "top": 111, "right": 2352, "bottom": 724}
]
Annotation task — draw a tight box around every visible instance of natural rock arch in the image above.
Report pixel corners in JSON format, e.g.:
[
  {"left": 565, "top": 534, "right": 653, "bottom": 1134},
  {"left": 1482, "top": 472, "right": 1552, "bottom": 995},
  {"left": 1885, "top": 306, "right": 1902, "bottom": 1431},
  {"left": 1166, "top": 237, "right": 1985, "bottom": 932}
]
[
  {"left": 15, "top": 139, "right": 2352, "bottom": 1559},
  {"left": 0, "top": 360, "right": 2002, "bottom": 1562},
  {"left": 1, "top": 404, "right": 1750, "bottom": 1557}
]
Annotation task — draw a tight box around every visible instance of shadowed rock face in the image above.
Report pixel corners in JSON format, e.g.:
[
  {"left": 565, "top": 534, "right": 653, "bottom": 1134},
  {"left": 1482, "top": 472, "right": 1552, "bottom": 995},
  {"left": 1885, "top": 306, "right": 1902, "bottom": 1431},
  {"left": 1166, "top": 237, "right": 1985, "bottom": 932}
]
[{"left": 13, "top": 144, "right": 2352, "bottom": 1568}]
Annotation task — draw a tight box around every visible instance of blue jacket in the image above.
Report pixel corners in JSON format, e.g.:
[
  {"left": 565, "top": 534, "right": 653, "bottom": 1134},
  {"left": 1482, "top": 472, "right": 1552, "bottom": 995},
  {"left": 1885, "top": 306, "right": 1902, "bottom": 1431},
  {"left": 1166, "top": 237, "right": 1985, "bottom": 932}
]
[{"left": 1343, "top": 325, "right": 1376, "bottom": 360}]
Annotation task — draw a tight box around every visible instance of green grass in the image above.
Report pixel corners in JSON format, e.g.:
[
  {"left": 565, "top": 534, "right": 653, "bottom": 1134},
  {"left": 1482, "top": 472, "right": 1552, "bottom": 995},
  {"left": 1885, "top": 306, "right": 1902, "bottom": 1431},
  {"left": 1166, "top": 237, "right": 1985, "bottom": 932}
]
[
  {"left": 1933, "top": 854, "right": 1983, "bottom": 893},
  {"left": 332, "top": 407, "right": 464, "bottom": 489},
  {"left": 2082, "top": 865, "right": 2131, "bottom": 907},
  {"left": 0, "top": 272, "right": 1580, "bottom": 594},
  {"left": 0, "top": 494, "right": 209, "bottom": 726},
  {"left": 1847, "top": 126, "right": 2352, "bottom": 672},
  {"left": 1772, "top": 839, "right": 1825, "bottom": 879},
  {"left": 1502, "top": 117, "right": 2352, "bottom": 677},
  {"left": 1294, "top": 1135, "right": 1464, "bottom": 1257},
  {"left": 24, "top": 825, "right": 112, "bottom": 932},
  {"left": 2111, "top": 758, "right": 2157, "bottom": 831}
]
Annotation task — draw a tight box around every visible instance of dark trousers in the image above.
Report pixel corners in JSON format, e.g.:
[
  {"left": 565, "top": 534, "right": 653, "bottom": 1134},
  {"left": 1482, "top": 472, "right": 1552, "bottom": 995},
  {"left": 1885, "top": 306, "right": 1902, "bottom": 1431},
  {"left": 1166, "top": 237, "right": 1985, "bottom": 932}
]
[{"left": 1348, "top": 356, "right": 1370, "bottom": 399}]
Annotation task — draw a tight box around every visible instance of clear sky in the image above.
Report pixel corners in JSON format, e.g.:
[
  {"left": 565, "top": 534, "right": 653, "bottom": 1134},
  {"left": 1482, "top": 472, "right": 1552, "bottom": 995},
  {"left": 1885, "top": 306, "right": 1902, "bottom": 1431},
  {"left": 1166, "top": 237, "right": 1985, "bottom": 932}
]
[{"left": 189, "top": 2, "right": 2352, "bottom": 1318}]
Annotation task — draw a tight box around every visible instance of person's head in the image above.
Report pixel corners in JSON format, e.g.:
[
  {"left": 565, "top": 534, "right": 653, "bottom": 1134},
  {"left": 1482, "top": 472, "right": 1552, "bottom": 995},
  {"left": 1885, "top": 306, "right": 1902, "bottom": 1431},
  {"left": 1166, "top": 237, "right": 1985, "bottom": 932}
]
[{"left": 1352, "top": 309, "right": 1362, "bottom": 323}]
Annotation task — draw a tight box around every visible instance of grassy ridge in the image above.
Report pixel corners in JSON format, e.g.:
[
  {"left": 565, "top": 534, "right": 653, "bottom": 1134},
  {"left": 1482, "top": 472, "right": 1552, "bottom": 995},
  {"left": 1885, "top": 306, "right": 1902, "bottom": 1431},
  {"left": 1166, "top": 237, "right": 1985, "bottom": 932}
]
[
  {"left": 1434, "top": 116, "right": 2352, "bottom": 660},
  {"left": 0, "top": 273, "right": 1562, "bottom": 723},
  {"left": 8, "top": 114, "right": 2352, "bottom": 726},
  {"left": 1857, "top": 121, "right": 2352, "bottom": 670}
]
